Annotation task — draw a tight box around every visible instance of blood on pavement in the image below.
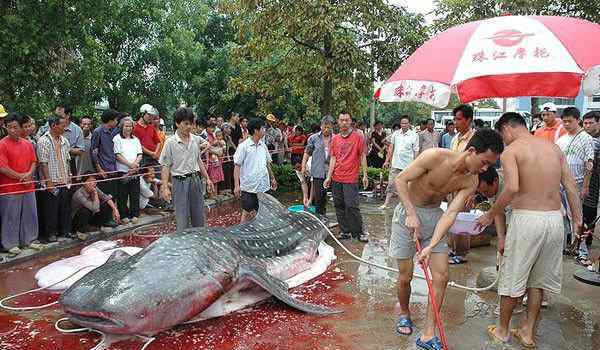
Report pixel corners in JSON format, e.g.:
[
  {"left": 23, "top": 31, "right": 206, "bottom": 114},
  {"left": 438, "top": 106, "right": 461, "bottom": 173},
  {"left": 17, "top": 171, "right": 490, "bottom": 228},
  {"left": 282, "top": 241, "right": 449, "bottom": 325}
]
[{"left": 0, "top": 201, "right": 359, "bottom": 350}]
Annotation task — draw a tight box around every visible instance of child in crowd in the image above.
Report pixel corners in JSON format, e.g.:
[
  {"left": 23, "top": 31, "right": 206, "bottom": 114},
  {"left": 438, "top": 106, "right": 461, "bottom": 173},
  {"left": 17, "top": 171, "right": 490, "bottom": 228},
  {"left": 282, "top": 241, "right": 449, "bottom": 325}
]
[{"left": 207, "top": 129, "right": 225, "bottom": 195}]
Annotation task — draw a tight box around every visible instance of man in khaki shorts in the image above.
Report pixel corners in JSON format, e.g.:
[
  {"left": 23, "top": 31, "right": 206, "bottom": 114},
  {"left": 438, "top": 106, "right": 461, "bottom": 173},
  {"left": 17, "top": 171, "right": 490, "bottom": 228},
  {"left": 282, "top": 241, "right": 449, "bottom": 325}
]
[
  {"left": 476, "top": 112, "right": 582, "bottom": 348},
  {"left": 391, "top": 129, "right": 503, "bottom": 350}
]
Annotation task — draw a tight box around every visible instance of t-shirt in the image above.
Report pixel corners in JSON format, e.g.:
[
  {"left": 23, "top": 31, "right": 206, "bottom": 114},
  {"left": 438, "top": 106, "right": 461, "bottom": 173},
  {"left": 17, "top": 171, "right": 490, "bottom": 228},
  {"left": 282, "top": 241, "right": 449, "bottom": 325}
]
[
  {"left": 71, "top": 187, "right": 112, "bottom": 216},
  {"left": 233, "top": 138, "right": 272, "bottom": 193},
  {"left": 330, "top": 130, "right": 365, "bottom": 183},
  {"left": 390, "top": 129, "right": 419, "bottom": 170},
  {"left": 113, "top": 135, "right": 143, "bottom": 173},
  {"left": 133, "top": 121, "right": 161, "bottom": 154},
  {"left": 0, "top": 137, "right": 37, "bottom": 194},
  {"left": 556, "top": 131, "right": 595, "bottom": 186},
  {"left": 288, "top": 134, "right": 307, "bottom": 155},
  {"left": 584, "top": 136, "right": 600, "bottom": 208},
  {"left": 534, "top": 119, "right": 567, "bottom": 143}
]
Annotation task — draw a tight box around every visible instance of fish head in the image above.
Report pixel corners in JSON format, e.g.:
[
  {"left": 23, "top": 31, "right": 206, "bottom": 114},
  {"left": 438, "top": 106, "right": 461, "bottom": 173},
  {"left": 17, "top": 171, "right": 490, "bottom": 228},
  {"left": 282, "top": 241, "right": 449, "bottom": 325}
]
[{"left": 59, "top": 238, "right": 238, "bottom": 335}]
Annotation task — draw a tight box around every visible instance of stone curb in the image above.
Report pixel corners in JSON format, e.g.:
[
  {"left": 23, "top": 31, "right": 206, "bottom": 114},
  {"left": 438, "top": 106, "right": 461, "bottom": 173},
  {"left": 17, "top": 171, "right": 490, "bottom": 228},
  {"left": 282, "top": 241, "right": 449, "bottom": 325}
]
[{"left": 0, "top": 193, "right": 235, "bottom": 268}]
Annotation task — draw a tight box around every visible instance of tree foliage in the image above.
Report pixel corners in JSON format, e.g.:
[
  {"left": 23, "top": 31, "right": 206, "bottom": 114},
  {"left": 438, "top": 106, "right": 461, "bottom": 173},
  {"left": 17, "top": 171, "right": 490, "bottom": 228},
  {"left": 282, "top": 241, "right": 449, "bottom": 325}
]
[
  {"left": 433, "top": 0, "right": 600, "bottom": 33},
  {"left": 222, "top": 0, "right": 429, "bottom": 120}
]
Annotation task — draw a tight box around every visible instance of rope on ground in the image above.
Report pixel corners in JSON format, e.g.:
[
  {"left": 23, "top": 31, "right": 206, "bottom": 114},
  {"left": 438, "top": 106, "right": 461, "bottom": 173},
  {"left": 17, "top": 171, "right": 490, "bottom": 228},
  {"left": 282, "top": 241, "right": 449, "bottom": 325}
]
[
  {"left": 55, "top": 318, "right": 107, "bottom": 350},
  {"left": 298, "top": 211, "right": 499, "bottom": 293},
  {"left": 56, "top": 317, "right": 155, "bottom": 350},
  {"left": 0, "top": 265, "right": 94, "bottom": 311}
]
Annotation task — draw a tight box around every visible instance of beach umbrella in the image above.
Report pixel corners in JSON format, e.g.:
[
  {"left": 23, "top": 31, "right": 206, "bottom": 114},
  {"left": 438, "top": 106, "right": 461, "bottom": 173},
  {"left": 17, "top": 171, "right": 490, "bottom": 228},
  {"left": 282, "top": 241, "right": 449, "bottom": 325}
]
[{"left": 374, "top": 15, "right": 600, "bottom": 108}]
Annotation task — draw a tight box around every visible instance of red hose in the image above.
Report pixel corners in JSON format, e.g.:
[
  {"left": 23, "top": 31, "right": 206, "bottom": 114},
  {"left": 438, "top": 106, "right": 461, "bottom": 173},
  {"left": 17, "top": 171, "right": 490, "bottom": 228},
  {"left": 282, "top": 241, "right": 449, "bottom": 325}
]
[{"left": 415, "top": 239, "right": 450, "bottom": 350}]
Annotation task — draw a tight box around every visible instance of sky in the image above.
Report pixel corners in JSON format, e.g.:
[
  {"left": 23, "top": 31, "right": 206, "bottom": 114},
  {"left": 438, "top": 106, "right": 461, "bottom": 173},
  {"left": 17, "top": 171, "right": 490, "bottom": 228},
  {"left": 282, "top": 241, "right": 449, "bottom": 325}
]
[{"left": 390, "top": 0, "right": 436, "bottom": 23}]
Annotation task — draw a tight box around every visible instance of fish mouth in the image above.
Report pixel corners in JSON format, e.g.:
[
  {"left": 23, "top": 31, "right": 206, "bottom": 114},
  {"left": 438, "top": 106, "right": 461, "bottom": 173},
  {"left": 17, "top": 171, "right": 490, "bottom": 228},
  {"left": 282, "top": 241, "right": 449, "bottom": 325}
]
[{"left": 64, "top": 308, "right": 126, "bottom": 331}]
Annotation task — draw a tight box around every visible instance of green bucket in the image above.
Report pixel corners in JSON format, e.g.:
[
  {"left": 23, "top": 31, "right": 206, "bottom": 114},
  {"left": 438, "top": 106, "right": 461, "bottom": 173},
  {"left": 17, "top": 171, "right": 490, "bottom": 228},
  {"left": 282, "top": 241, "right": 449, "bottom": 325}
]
[{"left": 288, "top": 205, "right": 316, "bottom": 214}]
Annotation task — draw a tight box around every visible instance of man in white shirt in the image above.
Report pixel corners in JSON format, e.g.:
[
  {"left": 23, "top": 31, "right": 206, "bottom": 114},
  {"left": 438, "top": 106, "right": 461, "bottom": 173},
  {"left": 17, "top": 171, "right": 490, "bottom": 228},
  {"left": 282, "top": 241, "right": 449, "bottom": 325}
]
[
  {"left": 380, "top": 115, "right": 419, "bottom": 209},
  {"left": 233, "top": 118, "right": 278, "bottom": 223},
  {"left": 556, "top": 107, "right": 595, "bottom": 265}
]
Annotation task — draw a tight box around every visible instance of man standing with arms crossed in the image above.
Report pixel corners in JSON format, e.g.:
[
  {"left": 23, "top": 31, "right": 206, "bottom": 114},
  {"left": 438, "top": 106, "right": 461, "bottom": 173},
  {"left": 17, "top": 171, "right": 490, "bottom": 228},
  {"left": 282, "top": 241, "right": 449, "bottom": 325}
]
[
  {"left": 477, "top": 113, "right": 581, "bottom": 348},
  {"left": 324, "top": 112, "right": 369, "bottom": 242},
  {"left": 391, "top": 129, "right": 503, "bottom": 350}
]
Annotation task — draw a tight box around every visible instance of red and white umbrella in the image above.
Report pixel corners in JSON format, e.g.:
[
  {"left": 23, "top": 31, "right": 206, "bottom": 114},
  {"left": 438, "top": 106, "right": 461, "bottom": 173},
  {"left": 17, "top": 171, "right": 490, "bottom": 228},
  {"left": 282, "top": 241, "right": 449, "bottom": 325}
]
[{"left": 375, "top": 15, "right": 600, "bottom": 108}]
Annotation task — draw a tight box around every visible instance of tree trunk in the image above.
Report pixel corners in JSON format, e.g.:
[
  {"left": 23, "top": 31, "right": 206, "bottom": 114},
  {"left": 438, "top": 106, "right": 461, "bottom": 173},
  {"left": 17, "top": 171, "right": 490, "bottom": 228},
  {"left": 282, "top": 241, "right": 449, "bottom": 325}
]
[{"left": 321, "top": 32, "right": 333, "bottom": 116}]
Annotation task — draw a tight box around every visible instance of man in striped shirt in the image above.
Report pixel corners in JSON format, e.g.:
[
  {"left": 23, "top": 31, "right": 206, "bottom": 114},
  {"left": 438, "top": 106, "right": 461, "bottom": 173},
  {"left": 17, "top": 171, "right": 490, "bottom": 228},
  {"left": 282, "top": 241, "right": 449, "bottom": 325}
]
[
  {"left": 581, "top": 111, "right": 600, "bottom": 264},
  {"left": 556, "top": 107, "right": 594, "bottom": 265}
]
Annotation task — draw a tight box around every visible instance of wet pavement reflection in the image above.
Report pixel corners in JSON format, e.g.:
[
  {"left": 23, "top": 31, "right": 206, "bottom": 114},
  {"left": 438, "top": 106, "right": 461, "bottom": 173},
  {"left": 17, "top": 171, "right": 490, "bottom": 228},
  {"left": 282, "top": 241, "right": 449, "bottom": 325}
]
[{"left": 0, "top": 194, "right": 599, "bottom": 349}]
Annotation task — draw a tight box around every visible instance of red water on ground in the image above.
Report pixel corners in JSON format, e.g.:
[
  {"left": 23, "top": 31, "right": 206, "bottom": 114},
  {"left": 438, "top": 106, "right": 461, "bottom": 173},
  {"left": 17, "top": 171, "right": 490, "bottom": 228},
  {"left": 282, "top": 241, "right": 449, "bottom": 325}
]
[{"left": 0, "top": 201, "right": 356, "bottom": 350}]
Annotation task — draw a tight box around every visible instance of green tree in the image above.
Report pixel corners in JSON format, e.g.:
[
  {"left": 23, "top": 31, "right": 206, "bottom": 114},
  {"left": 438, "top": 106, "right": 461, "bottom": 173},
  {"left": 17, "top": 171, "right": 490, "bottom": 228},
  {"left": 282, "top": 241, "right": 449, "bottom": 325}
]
[
  {"left": 433, "top": 0, "right": 600, "bottom": 33},
  {"left": 432, "top": 0, "right": 600, "bottom": 113},
  {"left": 222, "top": 0, "right": 429, "bottom": 119}
]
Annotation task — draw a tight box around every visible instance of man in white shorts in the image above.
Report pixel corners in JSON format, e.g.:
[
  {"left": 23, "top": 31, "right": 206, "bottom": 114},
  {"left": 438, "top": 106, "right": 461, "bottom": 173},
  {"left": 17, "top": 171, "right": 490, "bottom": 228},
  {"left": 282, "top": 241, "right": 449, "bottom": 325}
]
[{"left": 477, "top": 112, "right": 581, "bottom": 348}]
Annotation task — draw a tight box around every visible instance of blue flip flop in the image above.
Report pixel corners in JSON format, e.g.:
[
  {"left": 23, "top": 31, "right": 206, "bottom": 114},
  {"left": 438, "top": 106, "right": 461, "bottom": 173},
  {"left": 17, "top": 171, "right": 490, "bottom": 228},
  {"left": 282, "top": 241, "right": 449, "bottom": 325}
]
[
  {"left": 395, "top": 316, "right": 413, "bottom": 336},
  {"left": 416, "top": 336, "right": 444, "bottom": 350}
]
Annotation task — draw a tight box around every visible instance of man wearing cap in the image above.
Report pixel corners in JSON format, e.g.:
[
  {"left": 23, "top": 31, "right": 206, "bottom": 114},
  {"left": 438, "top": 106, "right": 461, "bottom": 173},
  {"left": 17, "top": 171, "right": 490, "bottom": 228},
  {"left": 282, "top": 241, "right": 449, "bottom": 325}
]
[
  {"left": 0, "top": 104, "right": 8, "bottom": 139},
  {"left": 134, "top": 104, "right": 161, "bottom": 170},
  {"left": 264, "top": 114, "right": 283, "bottom": 164},
  {"left": 534, "top": 102, "right": 567, "bottom": 143},
  {"left": 37, "top": 103, "right": 84, "bottom": 176}
]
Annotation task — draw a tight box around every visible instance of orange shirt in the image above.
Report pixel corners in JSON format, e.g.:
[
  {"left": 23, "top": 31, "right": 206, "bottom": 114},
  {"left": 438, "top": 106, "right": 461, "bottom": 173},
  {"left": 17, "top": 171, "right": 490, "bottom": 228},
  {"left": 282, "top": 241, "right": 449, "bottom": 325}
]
[{"left": 534, "top": 119, "right": 567, "bottom": 143}]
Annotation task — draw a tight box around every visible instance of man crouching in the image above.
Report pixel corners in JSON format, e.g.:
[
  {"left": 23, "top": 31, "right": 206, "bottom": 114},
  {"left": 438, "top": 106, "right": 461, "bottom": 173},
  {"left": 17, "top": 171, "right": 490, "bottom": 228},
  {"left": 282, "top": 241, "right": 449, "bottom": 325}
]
[{"left": 391, "top": 129, "right": 504, "bottom": 350}]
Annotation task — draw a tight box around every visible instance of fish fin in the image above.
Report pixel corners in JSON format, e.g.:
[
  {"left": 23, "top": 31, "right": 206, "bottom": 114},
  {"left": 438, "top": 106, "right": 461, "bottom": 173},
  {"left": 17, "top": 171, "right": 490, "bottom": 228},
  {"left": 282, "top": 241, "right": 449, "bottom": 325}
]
[
  {"left": 106, "top": 250, "right": 132, "bottom": 263},
  {"left": 239, "top": 262, "right": 342, "bottom": 315}
]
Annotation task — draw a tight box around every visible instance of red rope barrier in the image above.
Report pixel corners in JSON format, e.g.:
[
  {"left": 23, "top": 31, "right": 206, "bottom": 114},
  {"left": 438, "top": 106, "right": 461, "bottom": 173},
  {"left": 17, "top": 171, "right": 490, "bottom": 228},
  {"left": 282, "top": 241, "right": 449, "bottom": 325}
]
[{"left": 415, "top": 239, "right": 450, "bottom": 350}]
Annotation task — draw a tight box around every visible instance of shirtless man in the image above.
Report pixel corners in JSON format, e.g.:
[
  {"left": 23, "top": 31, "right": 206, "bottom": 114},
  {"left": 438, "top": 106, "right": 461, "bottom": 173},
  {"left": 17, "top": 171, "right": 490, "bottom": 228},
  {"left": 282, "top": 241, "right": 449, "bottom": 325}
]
[
  {"left": 476, "top": 112, "right": 581, "bottom": 348},
  {"left": 391, "top": 128, "right": 504, "bottom": 350}
]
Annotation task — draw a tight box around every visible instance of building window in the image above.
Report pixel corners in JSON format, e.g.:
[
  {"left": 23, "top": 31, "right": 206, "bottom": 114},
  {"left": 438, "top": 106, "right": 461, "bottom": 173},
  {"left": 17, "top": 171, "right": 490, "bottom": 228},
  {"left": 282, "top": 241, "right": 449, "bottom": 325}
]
[
  {"left": 593, "top": 95, "right": 600, "bottom": 103},
  {"left": 553, "top": 97, "right": 576, "bottom": 106}
]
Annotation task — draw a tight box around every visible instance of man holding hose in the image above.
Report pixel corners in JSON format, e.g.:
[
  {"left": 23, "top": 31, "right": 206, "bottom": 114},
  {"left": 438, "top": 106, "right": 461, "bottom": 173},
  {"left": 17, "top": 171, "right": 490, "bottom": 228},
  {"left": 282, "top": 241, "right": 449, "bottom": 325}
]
[{"left": 390, "top": 128, "right": 503, "bottom": 350}]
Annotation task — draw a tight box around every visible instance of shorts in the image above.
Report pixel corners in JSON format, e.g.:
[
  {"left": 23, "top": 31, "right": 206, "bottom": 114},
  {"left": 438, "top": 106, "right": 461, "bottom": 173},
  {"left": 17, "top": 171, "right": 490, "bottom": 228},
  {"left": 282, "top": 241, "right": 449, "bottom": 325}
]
[
  {"left": 295, "top": 169, "right": 310, "bottom": 184},
  {"left": 389, "top": 203, "right": 447, "bottom": 259},
  {"left": 241, "top": 191, "right": 259, "bottom": 212},
  {"left": 386, "top": 168, "right": 402, "bottom": 194},
  {"left": 498, "top": 209, "right": 564, "bottom": 297}
]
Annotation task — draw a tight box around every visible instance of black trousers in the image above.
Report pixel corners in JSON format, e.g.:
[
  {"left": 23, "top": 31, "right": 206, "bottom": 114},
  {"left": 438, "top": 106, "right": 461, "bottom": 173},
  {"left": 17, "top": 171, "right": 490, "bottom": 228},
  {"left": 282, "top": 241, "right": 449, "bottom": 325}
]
[
  {"left": 582, "top": 204, "right": 595, "bottom": 247},
  {"left": 98, "top": 175, "right": 118, "bottom": 198},
  {"left": 312, "top": 178, "right": 327, "bottom": 215},
  {"left": 42, "top": 187, "right": 72, "bottom": 237},
  {"left": 72, "top": 204, "right": 113, "bottom": 231},
  {"left": 116, "top": 175, "right": 140, "bottom": 218},
  {"left": 331, "top": 181, "right": 363, "bottom": 236},
  {"left": 221, "top": 161, "right": 234, "bottom": 191}
]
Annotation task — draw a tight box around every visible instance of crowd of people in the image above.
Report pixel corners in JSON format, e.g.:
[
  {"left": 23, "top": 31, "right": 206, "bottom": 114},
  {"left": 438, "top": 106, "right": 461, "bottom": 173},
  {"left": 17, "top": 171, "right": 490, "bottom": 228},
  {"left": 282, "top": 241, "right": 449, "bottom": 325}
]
[{"left": 0, "top": 102, "right": 345, "bottom": 257}]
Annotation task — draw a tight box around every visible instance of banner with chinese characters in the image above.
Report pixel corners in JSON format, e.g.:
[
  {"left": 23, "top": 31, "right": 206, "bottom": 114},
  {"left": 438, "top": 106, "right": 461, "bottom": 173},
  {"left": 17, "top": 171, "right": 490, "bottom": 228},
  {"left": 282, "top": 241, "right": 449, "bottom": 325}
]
[{"left": 376, "top": 80, "right": 451, "bottom": 108}]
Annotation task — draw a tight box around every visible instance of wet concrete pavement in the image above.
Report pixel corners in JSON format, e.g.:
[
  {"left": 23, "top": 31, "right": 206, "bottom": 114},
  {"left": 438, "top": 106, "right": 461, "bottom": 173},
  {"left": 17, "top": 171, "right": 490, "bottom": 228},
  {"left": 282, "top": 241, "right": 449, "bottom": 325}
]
[{"left": 1, "top": 194, "right": 599, "bottom": 349}]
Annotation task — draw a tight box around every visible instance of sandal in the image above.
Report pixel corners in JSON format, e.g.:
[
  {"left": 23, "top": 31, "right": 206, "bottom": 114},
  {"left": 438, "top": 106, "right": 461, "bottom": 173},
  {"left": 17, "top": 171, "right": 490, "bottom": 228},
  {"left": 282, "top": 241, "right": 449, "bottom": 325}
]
[
  {"left": 576, "top": 256, "right": 592, "bottom": 267},
  {"left": 416, "top": 336, "right": 444, "bottom": 350},
  {"left": 487, "top": 325, "right": 509, "bottom": 343},
  {"left": 395, "top": 316, "right": 413, "bottom": 336},
  {"left": 448, "top": 255, "right": 467, "bottom": 265},
  {"left": 510, "top": 329, "right": 536, "bottom": 348}
]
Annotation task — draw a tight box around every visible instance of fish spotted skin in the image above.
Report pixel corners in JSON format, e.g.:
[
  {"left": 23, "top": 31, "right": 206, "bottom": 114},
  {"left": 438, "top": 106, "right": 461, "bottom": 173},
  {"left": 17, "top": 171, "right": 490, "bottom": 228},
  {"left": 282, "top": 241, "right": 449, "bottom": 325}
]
[{"left": 59, "top": 193, "right": 338, "bottom": 335}]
